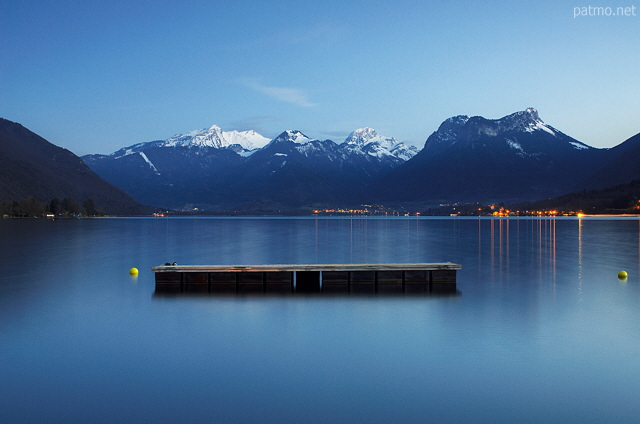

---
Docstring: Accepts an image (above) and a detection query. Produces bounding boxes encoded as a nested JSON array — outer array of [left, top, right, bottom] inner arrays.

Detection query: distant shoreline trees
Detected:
[[0, 197, 106, 218]]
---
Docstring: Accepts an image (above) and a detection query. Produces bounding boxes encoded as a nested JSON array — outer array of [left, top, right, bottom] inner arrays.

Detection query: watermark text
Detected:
[[574, 5, 637, 17]]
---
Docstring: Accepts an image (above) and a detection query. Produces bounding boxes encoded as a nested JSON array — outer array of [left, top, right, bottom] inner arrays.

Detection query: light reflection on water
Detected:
[[1, 217, 640, 423]]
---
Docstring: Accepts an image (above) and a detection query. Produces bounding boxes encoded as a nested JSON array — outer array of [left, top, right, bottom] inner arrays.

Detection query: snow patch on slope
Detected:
[[570, 141, 589, 150], [139, 152, 160, 174]]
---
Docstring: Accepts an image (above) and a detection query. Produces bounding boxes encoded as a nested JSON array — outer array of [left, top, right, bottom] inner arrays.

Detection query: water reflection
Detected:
[[578, 217, 584, 302], [146, 216, 622, 299], [3, 218, 640, 424], [475, 216, 640, 299], [479, 217, 560, 289]]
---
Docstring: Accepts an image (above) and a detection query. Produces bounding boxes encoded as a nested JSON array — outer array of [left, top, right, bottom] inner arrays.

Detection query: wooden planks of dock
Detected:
[[152, 263, 461, 295]]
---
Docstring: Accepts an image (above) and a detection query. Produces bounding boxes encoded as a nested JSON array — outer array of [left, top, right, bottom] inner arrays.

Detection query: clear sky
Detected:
[[1, 0, 639, 155]]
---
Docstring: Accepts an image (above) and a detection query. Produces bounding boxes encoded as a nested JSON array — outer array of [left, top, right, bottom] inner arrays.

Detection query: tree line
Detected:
[[0, 197, 106, 218], [513, 179, 640, 215]]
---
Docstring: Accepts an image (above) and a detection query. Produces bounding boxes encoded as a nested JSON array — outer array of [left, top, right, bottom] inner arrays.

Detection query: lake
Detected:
[[1, 217, 640, 423]]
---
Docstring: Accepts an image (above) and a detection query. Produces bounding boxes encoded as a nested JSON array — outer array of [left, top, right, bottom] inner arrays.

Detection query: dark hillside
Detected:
[[0, 118, 149, 215]]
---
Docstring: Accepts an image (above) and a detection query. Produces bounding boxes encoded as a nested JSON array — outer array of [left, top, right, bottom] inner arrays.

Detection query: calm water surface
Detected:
[[1, 217, 640, 423]]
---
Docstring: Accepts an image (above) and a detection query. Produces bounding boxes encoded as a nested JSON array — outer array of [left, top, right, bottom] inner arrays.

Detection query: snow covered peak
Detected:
[[502, 108, 557, 136], [164, 126, 225, 148], [223, 130, 271, 151], [271, 130, 313, 145], [445, 115, 471, 126], [342, 128, 418, 160], [433, 108, 556, 142], [345, 127, 381, 145], [525, 107, 539, 120], [107, 124, 270, 159], [345, 127, 399, 148], [163, 125, 270, 150], [426, 108, 594, 153]]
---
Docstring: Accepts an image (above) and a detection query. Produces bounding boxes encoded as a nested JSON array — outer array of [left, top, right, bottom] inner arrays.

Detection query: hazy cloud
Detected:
[[238, 78, 316, 108]]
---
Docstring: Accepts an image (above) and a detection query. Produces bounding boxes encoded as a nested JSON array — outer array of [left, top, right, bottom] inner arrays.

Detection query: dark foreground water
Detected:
[[1, 217, 640, 423]]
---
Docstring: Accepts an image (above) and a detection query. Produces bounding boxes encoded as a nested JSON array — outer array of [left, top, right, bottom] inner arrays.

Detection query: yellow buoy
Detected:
[[618, 270, 628, 280], [129, 267, 139, 276]]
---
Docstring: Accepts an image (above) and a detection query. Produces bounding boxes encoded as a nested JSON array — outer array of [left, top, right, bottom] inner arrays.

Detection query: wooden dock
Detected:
[[152, 263, 461, 295]]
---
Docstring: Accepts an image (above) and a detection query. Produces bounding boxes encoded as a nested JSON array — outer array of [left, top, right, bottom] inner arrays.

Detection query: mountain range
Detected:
[[81, 108, 640, 210], [83, 126, 419, 209], [2, 108, 639, 214]]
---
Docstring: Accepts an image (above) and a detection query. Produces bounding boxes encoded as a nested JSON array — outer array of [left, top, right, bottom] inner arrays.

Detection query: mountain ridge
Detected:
[[373, 108, 606, 205], [0, 118, 148, 215], [5, 108, 634, 212], [82, 125, 418, 209]]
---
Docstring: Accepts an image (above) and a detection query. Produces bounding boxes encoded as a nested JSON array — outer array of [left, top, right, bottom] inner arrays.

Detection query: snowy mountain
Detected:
[[107, 125, 270, 160], [267, 130, 314, 146], [82, 124, 263, 209], [343, 127, 419, 161], [376, 108, 604, 204], [265, 128, 418, 162], [426, 108, 591, 154], [213, 129, 419, 209], [163, 125, 270, 152], [82, 125, 415, 209], [80, 110, 635, 210]]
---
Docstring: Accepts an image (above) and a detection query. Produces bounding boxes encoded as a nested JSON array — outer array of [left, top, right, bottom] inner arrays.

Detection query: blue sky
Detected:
[[1, 0, 639, 155]]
